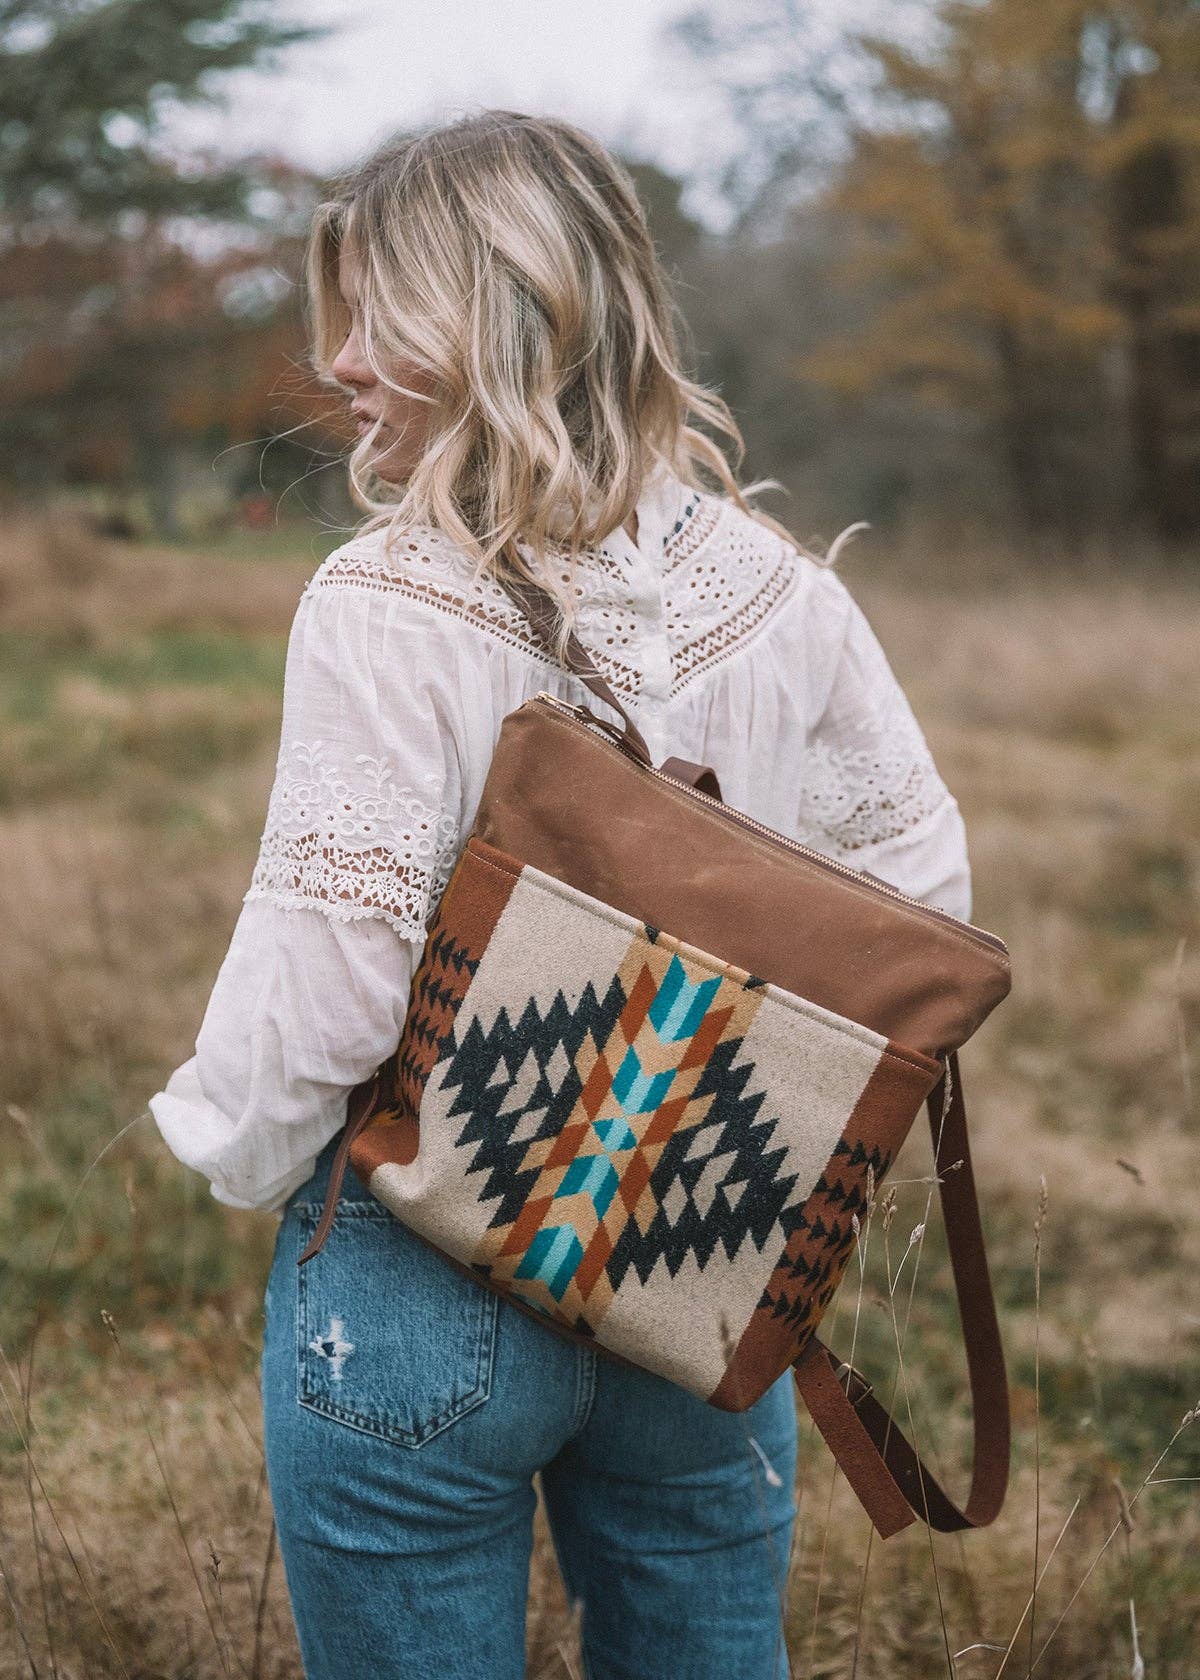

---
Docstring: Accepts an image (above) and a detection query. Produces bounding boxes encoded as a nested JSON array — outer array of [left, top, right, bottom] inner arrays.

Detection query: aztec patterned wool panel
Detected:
[[354, 838, 940, 1405]]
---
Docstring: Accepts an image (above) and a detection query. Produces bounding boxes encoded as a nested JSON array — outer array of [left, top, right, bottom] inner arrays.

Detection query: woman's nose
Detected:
[[331, 332, 373, 390]]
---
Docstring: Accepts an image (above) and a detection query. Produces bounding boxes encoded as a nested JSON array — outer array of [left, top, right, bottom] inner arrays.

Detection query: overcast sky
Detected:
[[165, 0, 742, 219]]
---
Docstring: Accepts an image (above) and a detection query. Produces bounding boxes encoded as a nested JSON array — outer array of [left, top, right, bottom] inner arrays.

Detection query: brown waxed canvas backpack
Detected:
[[301, 571, 1013, 1541]]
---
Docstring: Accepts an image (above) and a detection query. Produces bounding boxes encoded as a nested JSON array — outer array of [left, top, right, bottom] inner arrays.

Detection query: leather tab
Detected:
[[660, 756, 723, 801]]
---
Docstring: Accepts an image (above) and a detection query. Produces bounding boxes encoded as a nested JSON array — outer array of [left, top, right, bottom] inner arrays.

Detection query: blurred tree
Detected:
[[806, 1, 1127, 534], [0, 157, 342, 536], [817, 0, 1200, 537], [675, 0, 1200, 540], [670, 1, 1016, 525], [1098, 4, 1200, 538], [0, 0, 322, 228], [0, 0, 331, 535], [671, 0, 878, 237]]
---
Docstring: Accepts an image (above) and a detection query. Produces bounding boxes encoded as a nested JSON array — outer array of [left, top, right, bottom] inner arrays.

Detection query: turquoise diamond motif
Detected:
[[611, 1047, 674, 1114], [592, 1116, 636, 1149], [515, 1224, 585, 1301], [554, 1153, 619, 1216], [647, 955, 722, 1042]]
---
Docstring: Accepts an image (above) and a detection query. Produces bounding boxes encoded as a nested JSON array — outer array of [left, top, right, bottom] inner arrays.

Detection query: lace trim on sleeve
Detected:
[[794, 716, 953, 854], [242, 740, 459, 939]]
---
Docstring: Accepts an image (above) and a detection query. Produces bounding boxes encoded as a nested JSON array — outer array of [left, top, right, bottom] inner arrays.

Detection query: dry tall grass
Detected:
[[2, 512, 1197, 1677]]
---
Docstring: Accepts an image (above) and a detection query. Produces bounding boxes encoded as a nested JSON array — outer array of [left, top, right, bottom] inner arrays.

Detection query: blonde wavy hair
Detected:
[[306, 109, 821, 607]]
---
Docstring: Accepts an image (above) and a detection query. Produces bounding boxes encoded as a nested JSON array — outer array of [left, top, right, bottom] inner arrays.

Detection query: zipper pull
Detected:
[[532, 690, 589, 722], [531, 691, 650, 762]]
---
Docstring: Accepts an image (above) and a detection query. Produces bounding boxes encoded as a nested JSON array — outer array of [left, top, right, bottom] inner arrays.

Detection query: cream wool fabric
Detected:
[[150, 467, 973, 1211], [365, 860, 897, 1400]]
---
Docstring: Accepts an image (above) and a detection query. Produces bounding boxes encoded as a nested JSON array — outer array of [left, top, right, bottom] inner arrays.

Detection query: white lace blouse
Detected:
[[149, 468, 972, 1212]]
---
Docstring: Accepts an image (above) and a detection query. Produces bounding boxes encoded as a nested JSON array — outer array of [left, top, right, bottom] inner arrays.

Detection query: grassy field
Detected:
[[1, 509, 1197, 1678]]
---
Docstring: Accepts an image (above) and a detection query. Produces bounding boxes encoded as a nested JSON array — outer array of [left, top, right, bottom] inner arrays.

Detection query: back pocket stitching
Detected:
[[295, 1206, 498, 1447]]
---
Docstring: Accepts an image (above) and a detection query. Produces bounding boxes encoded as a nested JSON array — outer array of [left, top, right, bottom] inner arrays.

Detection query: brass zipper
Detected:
[[530, 691, 1010, 960]]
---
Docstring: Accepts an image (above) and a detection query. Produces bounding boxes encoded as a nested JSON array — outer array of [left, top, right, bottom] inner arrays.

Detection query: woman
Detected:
[[150, 110, 972, 1680]]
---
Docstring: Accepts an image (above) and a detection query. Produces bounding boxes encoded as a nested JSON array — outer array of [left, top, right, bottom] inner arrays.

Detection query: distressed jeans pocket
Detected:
[[294, 1200, 497, 1447]]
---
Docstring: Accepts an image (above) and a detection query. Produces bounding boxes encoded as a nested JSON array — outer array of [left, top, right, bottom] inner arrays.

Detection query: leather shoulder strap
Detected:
[[297, 1073, 381, 1266], [498, 570, 654, 766], [793, 1050, 1010, 1537]]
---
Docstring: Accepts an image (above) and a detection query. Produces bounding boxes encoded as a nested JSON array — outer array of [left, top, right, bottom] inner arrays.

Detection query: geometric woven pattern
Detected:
[[757, 1136, 894, 1339], [443, 936, 799, 1334], [396, 923, 480, 1119], [355, 836, 943, 1405]]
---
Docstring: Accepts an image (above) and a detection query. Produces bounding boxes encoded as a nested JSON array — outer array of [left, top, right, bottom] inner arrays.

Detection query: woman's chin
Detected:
[[355, 442, 405, 485]]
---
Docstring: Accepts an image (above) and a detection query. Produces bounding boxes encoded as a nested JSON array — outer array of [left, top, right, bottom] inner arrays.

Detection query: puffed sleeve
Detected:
[[148, 561, 471, 1211], [795, 567, 973, 923]]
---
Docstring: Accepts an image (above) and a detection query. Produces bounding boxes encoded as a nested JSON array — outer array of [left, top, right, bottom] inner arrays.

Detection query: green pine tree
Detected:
[[0, 0, 324, 227], [0, 0, 331, 534]]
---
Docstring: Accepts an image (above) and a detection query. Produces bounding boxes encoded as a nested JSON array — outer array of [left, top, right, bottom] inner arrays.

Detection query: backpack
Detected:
[[301, 573, 1012, 1539]]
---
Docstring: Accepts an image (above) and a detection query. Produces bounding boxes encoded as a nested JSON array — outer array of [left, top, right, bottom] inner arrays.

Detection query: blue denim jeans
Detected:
[[262, 1136, 798, 1680]]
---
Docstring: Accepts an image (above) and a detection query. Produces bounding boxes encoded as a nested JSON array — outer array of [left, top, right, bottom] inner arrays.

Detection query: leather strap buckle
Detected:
[[835, 1362, 874, 1406]]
